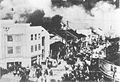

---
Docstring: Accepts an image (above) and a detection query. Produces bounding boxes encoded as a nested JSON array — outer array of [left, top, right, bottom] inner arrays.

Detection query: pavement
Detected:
[[0, 73, 20, 82], [0, 72, 62, 82]]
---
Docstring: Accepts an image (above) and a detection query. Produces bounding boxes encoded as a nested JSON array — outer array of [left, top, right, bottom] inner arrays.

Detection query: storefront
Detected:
[[7, 62, 21, 71], [31, 55, 41, 66], [31, 56, 37, 66]]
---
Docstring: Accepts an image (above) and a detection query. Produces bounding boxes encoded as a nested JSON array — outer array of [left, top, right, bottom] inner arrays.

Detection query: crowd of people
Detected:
[[14, 37, 108, 82], [62, 57, 104, 81], [10, 63, 54, 82], [1, 36, 112, 82], [0, 67, 9, 78], [59, 38, 108, 82]]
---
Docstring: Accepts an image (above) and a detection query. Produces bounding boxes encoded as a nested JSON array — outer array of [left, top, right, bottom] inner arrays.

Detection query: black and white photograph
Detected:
[[0, 0, 120, 82]]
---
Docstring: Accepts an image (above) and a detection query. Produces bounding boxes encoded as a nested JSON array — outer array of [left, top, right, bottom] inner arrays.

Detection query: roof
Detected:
[[66, 29, 86, 39], [56, 30, 77, 40], [53, 29, 86, 40], [106, 37, 119, 42], [77, 34, 86, 38], [67, 29, 78, 37]]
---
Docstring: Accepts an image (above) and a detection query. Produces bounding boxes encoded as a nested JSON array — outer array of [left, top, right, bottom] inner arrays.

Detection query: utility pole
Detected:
[[65, 21, 68, 55], [0, 67, 1, 79], [115, 0, 119, 8], [65, 21, 69, 44], [65, 21, 69, 59]]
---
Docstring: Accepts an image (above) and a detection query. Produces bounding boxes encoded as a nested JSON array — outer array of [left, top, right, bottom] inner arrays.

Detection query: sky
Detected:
[[0, 0, 120, 37]]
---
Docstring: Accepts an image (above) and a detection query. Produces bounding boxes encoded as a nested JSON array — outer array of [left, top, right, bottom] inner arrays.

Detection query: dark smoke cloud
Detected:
[[51, 0, 99, 10], [26, 10, 45, 26], [27, 9, 63, 32], [0, 0, 120, 37], [42, 15, 63, 32], [51, 0, 118, 10], [0, 0, 51, 20], [0, 0, 3, 3]]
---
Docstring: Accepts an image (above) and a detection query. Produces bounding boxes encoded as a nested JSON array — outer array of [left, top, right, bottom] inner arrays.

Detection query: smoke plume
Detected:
[[91, 1, 120, 37], [0, 0, 52, 21], [52, 1, 120, 37], [0, 0, 120, 37]]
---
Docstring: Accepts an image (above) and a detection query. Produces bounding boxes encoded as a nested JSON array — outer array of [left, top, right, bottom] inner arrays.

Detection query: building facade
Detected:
[[0, 20, 50, 69]]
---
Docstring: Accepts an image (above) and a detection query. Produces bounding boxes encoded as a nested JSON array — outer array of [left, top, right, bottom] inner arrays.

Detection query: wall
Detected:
[[0, 21, 50, 68]]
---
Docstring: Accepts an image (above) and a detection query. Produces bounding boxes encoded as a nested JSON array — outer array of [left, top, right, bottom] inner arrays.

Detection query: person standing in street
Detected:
[[113, 67, 117, 82]]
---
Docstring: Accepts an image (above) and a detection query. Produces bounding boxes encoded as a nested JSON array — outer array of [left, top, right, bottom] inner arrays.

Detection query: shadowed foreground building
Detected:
[[0, 20, 50, 69]]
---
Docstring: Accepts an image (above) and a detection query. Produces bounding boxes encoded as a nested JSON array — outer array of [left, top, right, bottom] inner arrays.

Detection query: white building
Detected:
[[0, 20, 50, 69]]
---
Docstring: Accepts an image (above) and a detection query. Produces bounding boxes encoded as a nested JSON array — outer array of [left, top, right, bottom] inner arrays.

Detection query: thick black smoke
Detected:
[[27, 9, 63, 32], [51, 0, 118, 10], [26, 10, 45, 26], [42, 15, 63, 32], [0, 0, 3, 3]]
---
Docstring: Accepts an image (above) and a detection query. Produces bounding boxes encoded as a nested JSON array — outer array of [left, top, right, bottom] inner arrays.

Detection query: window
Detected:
[[38, 44, 41, 50], [31, 34, 33, 40], [42, 49, 44, 59], [15, 35, 21, 42], [38, 33, 40, 39], [8, 47, 13, 54], [7, 35, 13, 41], [42, 36, 45, 46], [16, 46, 21, 54], [35, 45, 37, 51], [31, 45, 33, 52], [35, 34, 37, 40]]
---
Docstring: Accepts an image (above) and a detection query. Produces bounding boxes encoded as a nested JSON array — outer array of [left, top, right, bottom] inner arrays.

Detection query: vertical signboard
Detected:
[[99, 59, 120, 81]]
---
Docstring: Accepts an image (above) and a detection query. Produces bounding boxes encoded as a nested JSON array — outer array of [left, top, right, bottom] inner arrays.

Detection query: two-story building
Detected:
[[0, 20, 50, 69]]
